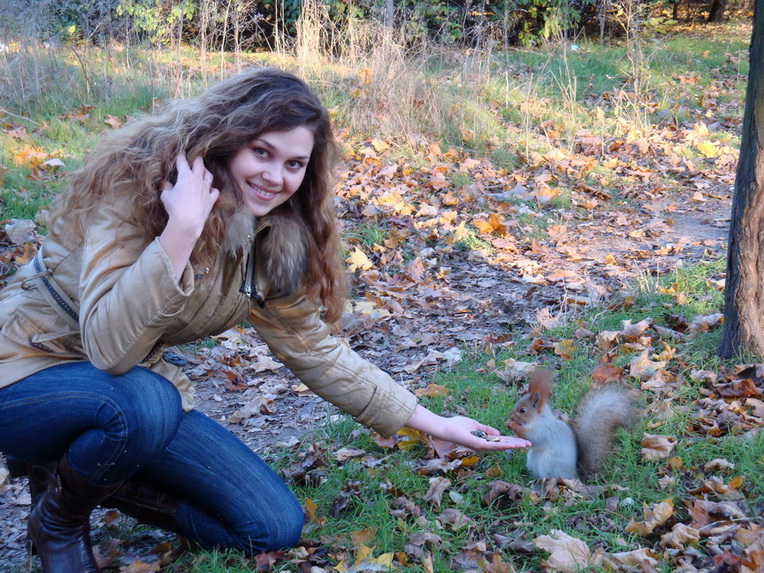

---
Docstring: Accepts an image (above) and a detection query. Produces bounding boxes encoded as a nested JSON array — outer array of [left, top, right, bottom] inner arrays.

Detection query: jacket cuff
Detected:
[[353, 377, 418, 438]]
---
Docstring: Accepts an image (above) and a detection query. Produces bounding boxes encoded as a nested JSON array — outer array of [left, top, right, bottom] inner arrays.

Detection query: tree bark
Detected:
[[708, 0, 728, 22], [720, 2, 764, 358]]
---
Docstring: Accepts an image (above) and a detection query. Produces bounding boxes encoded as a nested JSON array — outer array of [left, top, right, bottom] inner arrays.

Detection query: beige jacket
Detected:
[[0, 197, 417, 437]]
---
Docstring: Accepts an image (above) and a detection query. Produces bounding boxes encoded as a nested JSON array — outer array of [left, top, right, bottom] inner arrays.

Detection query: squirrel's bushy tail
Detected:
[[574, 387, 635, 477]]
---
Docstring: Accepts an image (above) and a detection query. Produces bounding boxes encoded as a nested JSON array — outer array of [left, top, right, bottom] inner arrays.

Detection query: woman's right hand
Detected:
[[158, 154, 220, 281], [160, 154, 220, 238]]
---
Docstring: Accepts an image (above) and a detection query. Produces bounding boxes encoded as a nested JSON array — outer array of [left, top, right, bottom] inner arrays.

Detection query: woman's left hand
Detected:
[[405, 405, 531, 452]]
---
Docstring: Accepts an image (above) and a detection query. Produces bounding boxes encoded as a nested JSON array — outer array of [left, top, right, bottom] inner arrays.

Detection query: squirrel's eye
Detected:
[[519, 407, 526, 414]]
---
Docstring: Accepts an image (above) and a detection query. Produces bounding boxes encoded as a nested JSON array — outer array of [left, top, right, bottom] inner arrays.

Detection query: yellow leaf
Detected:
[[728, 475, 744, 489], [371, 139, 389, 153], [346, 248, 372, 272], [354, 544, 374, 565], [604, 254, 618, 265], [358, 68, 372, 84], [696, 140, 720, 158], [14, 144, 48, 168], [554, 339, 576, 360], [396, 427, 423, 451], [533, 186, 560, 205], [303, 498, 318, 521], [373, 552, 394, 567], [473, 213, 507, 235], [458, 455, 480, 467], [452, 221, 470, 242]]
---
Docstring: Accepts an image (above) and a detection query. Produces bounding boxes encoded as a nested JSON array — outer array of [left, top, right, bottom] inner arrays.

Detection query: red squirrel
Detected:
[[505, 369, 635, 480]]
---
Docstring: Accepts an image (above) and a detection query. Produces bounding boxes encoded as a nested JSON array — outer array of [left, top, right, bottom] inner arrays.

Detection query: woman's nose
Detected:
[[262, 165, 283, 186]]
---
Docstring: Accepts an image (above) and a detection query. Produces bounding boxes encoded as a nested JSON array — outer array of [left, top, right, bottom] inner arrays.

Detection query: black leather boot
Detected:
[[104, 478, 181, 533], [27, 456, 120, 573], [6, 455, 57, 506], [6, 456, 182, 535]]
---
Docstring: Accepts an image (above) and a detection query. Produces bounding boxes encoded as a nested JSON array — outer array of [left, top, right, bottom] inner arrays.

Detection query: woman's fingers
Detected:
[[176, 153, 191, 173], [183, 154, 214, 187]]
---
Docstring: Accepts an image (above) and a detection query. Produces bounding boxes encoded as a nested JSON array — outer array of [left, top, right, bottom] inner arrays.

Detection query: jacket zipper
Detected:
[[240, 236, 265, 307]]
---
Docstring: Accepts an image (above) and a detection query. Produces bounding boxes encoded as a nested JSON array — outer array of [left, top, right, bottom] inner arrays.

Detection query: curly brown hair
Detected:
[[55, 67, 347, 322]]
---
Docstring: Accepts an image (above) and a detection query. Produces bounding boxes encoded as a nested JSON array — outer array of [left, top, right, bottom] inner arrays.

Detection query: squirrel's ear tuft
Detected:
[[528, 368, 553, 408]]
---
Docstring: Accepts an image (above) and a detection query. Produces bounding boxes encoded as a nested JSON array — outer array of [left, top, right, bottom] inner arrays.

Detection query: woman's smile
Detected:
[[228, 127, 314, 217]]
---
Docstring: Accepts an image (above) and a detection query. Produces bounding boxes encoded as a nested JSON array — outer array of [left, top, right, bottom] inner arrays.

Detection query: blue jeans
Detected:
[[0, 362, 303, 553]]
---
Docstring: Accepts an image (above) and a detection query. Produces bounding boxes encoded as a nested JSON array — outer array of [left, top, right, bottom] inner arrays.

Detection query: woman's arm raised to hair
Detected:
[[158, 154, 219, 280]]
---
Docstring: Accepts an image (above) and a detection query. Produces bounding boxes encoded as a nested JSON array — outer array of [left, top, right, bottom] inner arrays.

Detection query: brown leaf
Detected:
[[437, 508, 474, 530], [423, 477, 451, 508], [715, 378, 763, 399], [534, 530, 592, 572], [625, 500, 674, 536], [630, 350, 667, 381], [121, 560, 160, 573], [591, 355, 623, 384], [620, 318, 653, 341], [415, 384, 449, 397], [333, 447, 367, 462], [350, 528, 377, 546], [641, 433, 676, 461], [660, 523, 700, 548], [605, 548, 659, 570], [104, 115, 122, 129], [483, 480, 525, 509]]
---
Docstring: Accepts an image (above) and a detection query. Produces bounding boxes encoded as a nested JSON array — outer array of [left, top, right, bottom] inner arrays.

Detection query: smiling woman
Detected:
[[229, 127, 315, 217], [0, 67, 529, 573]]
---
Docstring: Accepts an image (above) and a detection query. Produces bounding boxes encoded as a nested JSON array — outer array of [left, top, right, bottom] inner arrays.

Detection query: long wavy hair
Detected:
[[55, 67, 346, 322]]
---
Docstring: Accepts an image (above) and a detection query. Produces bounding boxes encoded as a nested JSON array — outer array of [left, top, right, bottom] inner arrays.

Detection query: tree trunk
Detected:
[[708, 0, 728, 22], [719, 2, 764, 358], [385, 0, 394, 30]]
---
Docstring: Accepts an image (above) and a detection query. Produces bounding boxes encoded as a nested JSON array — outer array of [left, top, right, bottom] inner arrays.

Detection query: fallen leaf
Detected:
[[641, 433, 676, 461], [625, 500, 674, 536], [534, 530, 592, 572], [660, 523, 700, 548], [346, 248, 373, 272]]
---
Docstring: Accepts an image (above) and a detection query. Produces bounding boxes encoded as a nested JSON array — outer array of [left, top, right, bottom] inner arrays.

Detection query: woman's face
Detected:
[[228, 126, 315, 217]]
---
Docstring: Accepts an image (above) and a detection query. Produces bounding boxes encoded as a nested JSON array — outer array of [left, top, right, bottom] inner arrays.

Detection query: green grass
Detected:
[[201, 254, 760, 572]]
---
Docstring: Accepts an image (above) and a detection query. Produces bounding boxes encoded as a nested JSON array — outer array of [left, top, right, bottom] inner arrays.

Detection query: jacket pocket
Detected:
[[2, 301, 84, 358]]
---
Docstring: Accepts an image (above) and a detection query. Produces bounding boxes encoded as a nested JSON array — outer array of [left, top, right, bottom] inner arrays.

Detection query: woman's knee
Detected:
[[237, 496, 304, 553], [103, 367, 184, 449]]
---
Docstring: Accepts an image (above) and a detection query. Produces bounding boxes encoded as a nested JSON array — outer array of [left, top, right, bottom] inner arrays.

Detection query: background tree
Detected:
[[719, 0, 763, 358]]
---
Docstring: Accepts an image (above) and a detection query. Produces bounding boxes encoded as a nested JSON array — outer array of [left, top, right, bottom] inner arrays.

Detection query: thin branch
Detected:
[[0, 107, 41, 126]]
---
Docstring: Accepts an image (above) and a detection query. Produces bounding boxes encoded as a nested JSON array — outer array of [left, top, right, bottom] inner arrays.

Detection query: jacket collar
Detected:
[[228, 208, 308, 301]]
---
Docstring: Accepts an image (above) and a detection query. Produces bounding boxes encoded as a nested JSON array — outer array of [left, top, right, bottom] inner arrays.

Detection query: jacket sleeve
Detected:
[[78, 201, 194, 374], [249, 294, 418, 438]]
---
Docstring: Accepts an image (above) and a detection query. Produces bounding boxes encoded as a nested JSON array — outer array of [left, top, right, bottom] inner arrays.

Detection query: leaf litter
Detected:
[[1, 39, 761, 572]]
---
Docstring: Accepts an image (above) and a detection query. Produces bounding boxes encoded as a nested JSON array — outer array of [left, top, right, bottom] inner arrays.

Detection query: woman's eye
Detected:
[[287, 160, 304, 170], [252, 148, 268, 158]]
